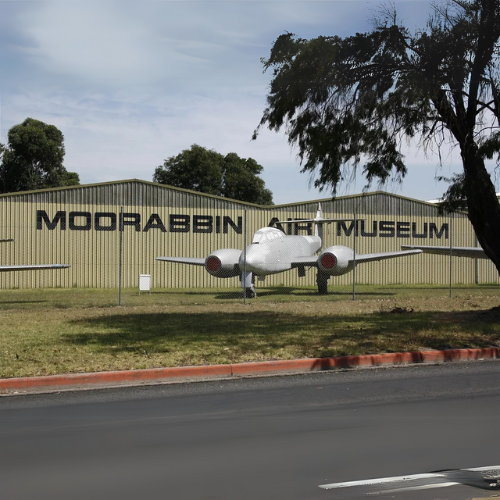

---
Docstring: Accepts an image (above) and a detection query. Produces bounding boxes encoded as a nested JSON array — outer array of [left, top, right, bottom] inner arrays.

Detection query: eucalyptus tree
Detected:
[[0, 118, 79, 193], [154, 144, 273, 204], [254, 0, 500, 274]]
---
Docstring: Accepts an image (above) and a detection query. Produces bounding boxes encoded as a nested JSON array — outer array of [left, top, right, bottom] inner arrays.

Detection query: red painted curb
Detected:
[[0, 365, 232, 391], [419, 347, 500, 363], [0, 347, 499, 393]]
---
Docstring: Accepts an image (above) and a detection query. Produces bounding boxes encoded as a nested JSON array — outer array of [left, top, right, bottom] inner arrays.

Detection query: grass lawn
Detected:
[[0, 284, 499, 378]]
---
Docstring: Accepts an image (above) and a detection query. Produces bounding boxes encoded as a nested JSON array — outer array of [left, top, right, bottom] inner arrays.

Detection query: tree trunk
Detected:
[[462, 147, 500, 276]]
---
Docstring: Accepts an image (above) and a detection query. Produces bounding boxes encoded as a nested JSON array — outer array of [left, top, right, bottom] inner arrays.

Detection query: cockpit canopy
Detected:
[[252, 227, 285, 244]]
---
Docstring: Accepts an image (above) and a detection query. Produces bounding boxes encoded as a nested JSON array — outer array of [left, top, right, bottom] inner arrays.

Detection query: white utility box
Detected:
[[139, 274, 151, 292]]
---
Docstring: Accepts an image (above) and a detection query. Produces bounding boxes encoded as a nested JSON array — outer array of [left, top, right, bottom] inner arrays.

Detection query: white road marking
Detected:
[[319, 466, 500, 491], [319, 473, 445, 490], [465, 466, 500, 472], [367, 482, 460, 495]]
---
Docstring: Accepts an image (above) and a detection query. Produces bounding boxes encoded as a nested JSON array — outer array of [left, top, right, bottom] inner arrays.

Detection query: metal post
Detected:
[[475, 234, 480, 285], [119, 206, 124, 306], [449, 212, 453, 298], [243, 208, 247, 305], [352, 212, 356, 301]]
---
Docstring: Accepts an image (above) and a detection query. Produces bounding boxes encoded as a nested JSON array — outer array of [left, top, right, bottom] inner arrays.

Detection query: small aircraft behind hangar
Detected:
[[0, 239, 70, 272], [156, 206, 423, 297]]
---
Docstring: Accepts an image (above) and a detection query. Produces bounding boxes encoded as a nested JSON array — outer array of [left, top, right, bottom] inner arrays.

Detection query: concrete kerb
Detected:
[[1, 347, 499, 395]]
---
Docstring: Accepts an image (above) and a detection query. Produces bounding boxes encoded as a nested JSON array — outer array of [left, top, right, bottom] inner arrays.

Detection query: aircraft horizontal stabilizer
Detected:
[[0, 264, 70, 272], [156, 256, 206, 266], [0, 239, 14, 243], [273, 217, 357, 225], [401, 245, 487, 259]]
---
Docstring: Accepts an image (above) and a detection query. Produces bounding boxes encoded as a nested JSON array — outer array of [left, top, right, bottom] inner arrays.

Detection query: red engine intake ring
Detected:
[[320, 252, 337, 270], [205, 256, 221, 272]]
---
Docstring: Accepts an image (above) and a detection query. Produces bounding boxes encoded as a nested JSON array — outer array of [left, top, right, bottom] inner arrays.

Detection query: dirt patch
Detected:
[[383, 306, 414, 314]]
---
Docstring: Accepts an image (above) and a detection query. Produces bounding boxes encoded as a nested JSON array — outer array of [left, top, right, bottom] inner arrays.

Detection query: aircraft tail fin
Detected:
[[315, 204, 322, 239], [274, 204, 356, 247]]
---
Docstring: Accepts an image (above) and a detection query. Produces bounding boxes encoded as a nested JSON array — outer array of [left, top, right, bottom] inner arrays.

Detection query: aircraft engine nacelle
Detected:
[[204, 249, 242, 278], [317, 245, 354, 276]]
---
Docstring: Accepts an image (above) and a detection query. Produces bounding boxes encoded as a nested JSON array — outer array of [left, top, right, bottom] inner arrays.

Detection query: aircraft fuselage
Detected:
[[240, 230, 321, 275]]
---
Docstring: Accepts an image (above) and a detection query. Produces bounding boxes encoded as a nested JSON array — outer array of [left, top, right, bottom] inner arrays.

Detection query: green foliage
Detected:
[[153, 144, 273, 204], [255, 0, 500, 273], [255, 1, 500, 194], [436, 173, 468, 213], [59, 170, 81, 187], [0, 118, 80, 193]]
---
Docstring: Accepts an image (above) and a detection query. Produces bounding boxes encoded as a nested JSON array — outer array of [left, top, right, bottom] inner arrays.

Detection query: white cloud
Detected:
[[13, 1, 381, 90], [19, 2, 182, 86], [0, 0, 473, 205]]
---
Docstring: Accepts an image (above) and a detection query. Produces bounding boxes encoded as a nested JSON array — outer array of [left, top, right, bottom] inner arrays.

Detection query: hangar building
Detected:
[[0, 179, 497, 289]]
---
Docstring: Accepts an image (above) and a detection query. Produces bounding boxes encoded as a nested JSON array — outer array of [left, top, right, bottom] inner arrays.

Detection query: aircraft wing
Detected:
[[0, 239, 14, 243], [401, 245, 488, 259], [291, 250, 423, 268], [156, 257, 206, 266], [0, 264, 70, 272], [352, 249, 423, 264], [290, 256, 321, 268]]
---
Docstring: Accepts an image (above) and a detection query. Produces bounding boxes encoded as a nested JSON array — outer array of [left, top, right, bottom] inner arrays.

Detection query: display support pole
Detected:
[[243, 208, 247, 305], [475, 234, 480, 285], [449, 212, 453, 299], [352, 212, 357, 301], [119, 205, 124, 306]]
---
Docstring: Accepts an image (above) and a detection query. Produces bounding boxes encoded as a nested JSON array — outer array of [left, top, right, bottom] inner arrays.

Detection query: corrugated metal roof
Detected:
[[0, 178, 454, 210]]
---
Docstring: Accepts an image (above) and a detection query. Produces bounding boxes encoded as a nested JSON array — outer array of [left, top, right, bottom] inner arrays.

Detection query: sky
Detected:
[[0, 0, 495, 205]]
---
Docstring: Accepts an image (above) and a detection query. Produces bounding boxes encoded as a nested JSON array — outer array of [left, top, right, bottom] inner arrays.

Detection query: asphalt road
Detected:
[[0, 361, 499, 500]]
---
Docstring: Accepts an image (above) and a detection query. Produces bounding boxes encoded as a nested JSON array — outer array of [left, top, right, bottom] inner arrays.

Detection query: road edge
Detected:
[[1, 347, 499, 395]]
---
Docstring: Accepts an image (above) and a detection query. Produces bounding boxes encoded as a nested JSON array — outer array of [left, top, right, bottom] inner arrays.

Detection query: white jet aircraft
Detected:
[[0, 239, 70, 272], [157, 206, 422, 297]]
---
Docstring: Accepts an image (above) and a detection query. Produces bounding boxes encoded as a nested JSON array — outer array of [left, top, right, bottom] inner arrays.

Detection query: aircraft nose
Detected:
[[239, 246, 264, 273]]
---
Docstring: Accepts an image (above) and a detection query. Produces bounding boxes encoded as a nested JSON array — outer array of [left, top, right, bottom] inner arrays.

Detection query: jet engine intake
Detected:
[[204, 249, 242, 278], [317, 245, 354, 276]]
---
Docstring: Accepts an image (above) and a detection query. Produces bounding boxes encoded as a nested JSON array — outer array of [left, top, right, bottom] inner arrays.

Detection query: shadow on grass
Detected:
[[64, 309, 500, 358], [142, 284, 500, 302], [0, 300, 48, 306], [150, 287, 396, 300], [253, 288, 396, 298]]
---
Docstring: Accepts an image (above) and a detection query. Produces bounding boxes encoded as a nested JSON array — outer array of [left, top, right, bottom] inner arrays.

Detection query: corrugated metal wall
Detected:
[[0, 180, 498, 289]]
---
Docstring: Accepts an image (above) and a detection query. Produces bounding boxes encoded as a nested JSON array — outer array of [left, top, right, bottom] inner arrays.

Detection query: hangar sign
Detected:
[[36, 210, 449, 239], [36, 211, 243, 234], [336, 220, 448, 239], [269, 218, 449, 239]]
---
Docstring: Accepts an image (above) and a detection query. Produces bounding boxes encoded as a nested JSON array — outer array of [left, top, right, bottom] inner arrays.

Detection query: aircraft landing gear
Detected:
[[241, 270, 256, 298], [316, 271, 329, 295]]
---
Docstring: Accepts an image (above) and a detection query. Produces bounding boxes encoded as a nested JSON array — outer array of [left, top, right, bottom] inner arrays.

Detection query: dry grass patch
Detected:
[[0, 286, 499, 378]]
